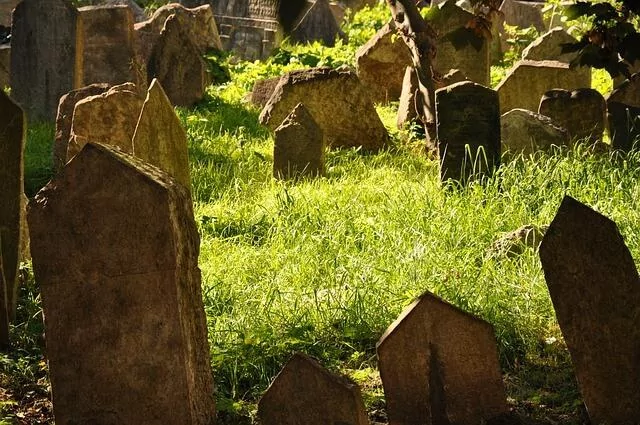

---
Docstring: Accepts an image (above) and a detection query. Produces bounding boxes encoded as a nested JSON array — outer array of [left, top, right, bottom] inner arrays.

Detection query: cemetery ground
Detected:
[[1, 3, 638, 424]]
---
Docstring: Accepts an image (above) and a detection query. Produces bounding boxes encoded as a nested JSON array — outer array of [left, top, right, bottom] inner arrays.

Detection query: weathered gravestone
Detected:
[[28, 142, 215, 424], [0, 0, 19, 26], [397, 66, 419, 129], [522, 27, 581, 63], [539, 196, 640, 425], [249, 76, 281, 108], [19, 193, 29, 263], [0, 44, 9, 89], [539, 89, 606, 144], [501, 108, 569, 155], [355, 20, 412, 104], [291, 0, 343, 47], [498, 0, 545, 32], [0, 90, 25, 349], [258, 352, 368, 425], [606, 73, 640, 150], [496, 59, 591, 114], [100, 0, 147, 22], [260, 67, 389, 151], [377, 291, 508, 425], [436, 81, 500, 182], [273, 103, 325, 180], [11, 0, 82, 122]]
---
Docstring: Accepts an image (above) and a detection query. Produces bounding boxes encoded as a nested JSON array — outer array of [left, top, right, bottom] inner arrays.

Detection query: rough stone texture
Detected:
[[539, 196, 640, 425], [273, 103, 325, 180], [435, 68, 468, 90], [0, 44, 9, 89], [10, 0, 82, 122], [355, 20, 412, 104], [132, 79, 191, 189], [491, 224, 547, 257], [53, 83, 111, 173], [607, 72, 640, 108], [67, 83, 143, 161], [19, 193, 29, 263], [397, 66, 419, 129], [249, 76, 281, 109], [607, 102, 640, 152], [377, 291, 508, 425], [522, 27, 581, 63], [291, 0, 343, 47], [0, 0, 19, 26], [0, 89, 25, 348], [538, 88, 606, 144], [435, 81, 500, 182], [28, 142, 215, 425], [258, 352, 368, 425], [78, 5, 141, 87], [501, 108, 569, 155], [100, 0, 147, 22], [495, 59, 591, 114], [260, 67, 389, 151], [613, 61, 640, 89], [499, 0, 545, 32]]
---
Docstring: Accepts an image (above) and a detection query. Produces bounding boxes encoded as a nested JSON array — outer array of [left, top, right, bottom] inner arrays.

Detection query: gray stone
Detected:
[[499, 0, 545, 32], [249, 76, 281, 109], [522, 27, 581, 63], [539, 88, 606, 144], [501, 108, 569, 155], [397, 66, 420, 129], [291, 0, 343, 47]]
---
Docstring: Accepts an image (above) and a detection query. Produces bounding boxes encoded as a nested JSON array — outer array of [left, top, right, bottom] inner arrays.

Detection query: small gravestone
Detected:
[[273, 103, 325, 180], [28, 142, 215, 424], [11, 0, 83, 122], [377, 291, 508, 425], [132, 79, 191, 189], [258, 352, 368, 425], [0, 90, 25, 349], [436, 81, 500, 182], [397, 66, 420, 129], [539, 88, 606, 144], [249, 76, 281, 109], [539, 196, 640, 425], [291, 0, 343, 47], [499, 0, 545, 32], [501, 108, 569, 155], [260, 67, 389, 151], [496, 59, 591, 114], [522, 27, 580, 63], [355, 20, 412, 104]]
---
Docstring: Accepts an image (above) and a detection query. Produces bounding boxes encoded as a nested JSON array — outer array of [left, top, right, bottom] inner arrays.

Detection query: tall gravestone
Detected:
[[377, 291, 508, 425], [10, 0, 82, 122], [436, 81, 500, 182], [539, 196, 640, 425], [28, 142, 215, 424], [0, 90, 25, 349]]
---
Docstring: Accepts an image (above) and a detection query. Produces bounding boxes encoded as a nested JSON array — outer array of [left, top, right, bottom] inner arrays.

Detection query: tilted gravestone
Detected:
[[436, 81, 500, 182], [258, 352, 368, 425], [260, 67, 389, 151], [606, 73, 640, 151], [0, 90, 25, 349], [28, 142, 215, 424], [522, 27, 581, 64], [538, 88, 606, 144], [10, 0, 83, 122], [249, 76, 281, 109], [291, 0, 343, 47], [501, 108, 569, 155], [377, 291, 508, 425], [273, 103, 325, 180], [539, 196, 640, 425]]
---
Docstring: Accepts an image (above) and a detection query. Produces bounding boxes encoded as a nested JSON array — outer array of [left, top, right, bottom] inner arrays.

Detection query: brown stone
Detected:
[[0, 45, 9, 89], [100, 0, 147, 22], [607, 72, 640, 108], [397, 66, 419, 129], [355, 20, 412, 104], [377, 291, 508, 425], [501, 108, 569, 155], [291, 0, 343, 47], [19, 193, 29, 263], [0, 89, 25, 349], [249, 76, 281, 109], [539, 196, 640, 425], [29, 142, 214, 424], [259, 67, 389, 151], [258, 352, 368, 425], [522, 27, 581, 63], [0, 0, 20, 26], [435, 68, 468, 89], [132, 79, 191, 189]]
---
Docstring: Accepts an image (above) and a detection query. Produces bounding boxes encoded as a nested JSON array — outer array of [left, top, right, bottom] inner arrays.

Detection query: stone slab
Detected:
[[291, 0, 343, 47], [501, 108, 569, 155], [522, 27, 580, 63]]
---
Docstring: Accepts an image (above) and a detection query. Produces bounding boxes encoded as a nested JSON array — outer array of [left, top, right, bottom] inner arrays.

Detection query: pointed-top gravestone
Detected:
[[539, 196, 640, 425], [258, 352, 368, 425], [28, 142, 215, 424], [10, 0, 82, 122], [377, 291, 508, 425], [0, 90, 25, 349], [522, 27, 581, 64], [291, 0, 343, 47]]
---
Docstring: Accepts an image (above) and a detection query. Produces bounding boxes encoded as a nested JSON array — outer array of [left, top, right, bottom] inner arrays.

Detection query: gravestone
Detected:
[[0, 0, 19, 26], [435, 81, 500, 182], [28, 142, 215, 424], [10, 0, 82, 122], [249, 76, 281, 108], [355, 20, 412, 104], [539, 88, 606, 144], [0, 90, 25, 349], [273, 103, 325, 180], [132, 79, 191, 189], [258, 352, 368, 425], [607, 72, 640, 107], [606, 73, 640, 150], [522, 27, 581, 63], [101, 0, 147, 22], [539, 196, 640, 425], [499, 0, 545, 32], [260, 67, 389, 151], [0, 44, 9, 89], [19, 193, 29, 263], [397, 66, 420, 129], [496, 59, 591, 113], [377, 291, 508, 425], [501, 108, 569, 155], [291, 0, 343, 47]]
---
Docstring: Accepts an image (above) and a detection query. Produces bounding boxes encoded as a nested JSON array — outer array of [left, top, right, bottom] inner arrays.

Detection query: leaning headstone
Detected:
[[606, 73, 640, 150], [435, 81, 500, 182], [0, 90, 25, 349], [538, 88, 606, 144], [377, 291, 508, 425], [355, 20, 412, 104], [539, 196, 640, 425], [291, 0, 343, 47], [522, 27, 581, 63], [28, 142, 215, 424], [258, 352, 368, 425], [397, 66, 420, 129], [249, 76, 281, 109], [495, 59, 591, 114], [501, 108, 569, 155], [499, 0, 545, 32], [273, 103, 325, 180]]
